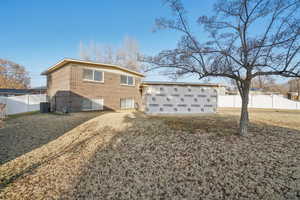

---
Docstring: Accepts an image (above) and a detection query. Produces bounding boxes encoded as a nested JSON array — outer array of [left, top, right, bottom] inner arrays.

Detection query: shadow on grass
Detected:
[[1, 111, 299, 199], [0, 111, 102, 165], [0, 112, 108, 191]]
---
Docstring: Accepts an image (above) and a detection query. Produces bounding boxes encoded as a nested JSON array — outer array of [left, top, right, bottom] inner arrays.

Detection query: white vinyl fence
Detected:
[[0, 94, 47, 115], [218, 95, 300, 110]]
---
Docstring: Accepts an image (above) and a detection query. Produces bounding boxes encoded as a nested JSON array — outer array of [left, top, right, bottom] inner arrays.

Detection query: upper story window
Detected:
[[120, 75, 134, 86], [83, 68, 104, 82]]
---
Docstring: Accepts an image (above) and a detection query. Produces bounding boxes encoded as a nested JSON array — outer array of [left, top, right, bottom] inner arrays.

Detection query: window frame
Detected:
[[120, 75, 135, 86], [120, 98, 135, 109], [81, 98, 93, 111], [83, 68, 104, 83], [81, 98, 104, 111]]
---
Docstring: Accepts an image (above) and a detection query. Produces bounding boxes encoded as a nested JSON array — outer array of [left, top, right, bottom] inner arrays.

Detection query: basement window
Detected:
[[81, 98, 103, 111], [120, 75, 135, 86], [82, 99, 92, 110], [120, 98, 134, 109], [83, 68, 104, 82]]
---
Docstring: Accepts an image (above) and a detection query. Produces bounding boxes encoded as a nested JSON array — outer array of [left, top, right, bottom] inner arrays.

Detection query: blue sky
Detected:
[[1, 0, 217, 87]]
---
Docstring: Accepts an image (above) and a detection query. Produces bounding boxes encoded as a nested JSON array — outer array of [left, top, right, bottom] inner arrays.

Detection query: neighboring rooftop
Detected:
[[141, 81, 225, 87], [41, 58, 145, 77], [0, 88, 46, 96]]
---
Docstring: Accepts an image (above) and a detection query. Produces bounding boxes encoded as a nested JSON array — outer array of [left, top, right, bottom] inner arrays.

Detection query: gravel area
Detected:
[[0, 109, 300, 199]]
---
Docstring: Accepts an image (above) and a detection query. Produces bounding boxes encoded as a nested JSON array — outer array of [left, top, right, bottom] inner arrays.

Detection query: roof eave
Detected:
[[141, 81, 225, 87], [41, 58, 145, 77]]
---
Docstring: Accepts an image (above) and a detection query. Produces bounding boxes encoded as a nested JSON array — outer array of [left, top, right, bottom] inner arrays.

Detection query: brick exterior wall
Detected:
[[47, 63, 142, 112], [46, 65, 71, 111]]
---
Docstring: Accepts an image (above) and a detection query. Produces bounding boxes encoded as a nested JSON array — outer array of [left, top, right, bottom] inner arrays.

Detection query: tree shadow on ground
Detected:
[[1, 111, 299, 199], [68, 112, 300, 199], [0, 113, 109, 192], [0, 111, 102, 164]]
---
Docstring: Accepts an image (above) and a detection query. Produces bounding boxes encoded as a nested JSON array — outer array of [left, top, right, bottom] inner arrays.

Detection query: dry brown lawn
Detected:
[[0, 109, 299, 200], [0, 112, 101, 164]]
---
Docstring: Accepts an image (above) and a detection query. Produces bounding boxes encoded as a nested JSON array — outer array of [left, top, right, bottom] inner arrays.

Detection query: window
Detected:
[[120, 75, 134, 86], [121, 75, 127, 84], [120, 98, 134, 109], [94, 71, 103, 81], [82, 99, 92, 110], [81, 98, 103, 110], [128, 76, 134, 85], [83, 68, 103, 82]]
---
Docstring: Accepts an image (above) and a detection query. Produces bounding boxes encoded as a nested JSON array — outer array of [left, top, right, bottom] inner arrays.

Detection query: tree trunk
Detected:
[[238, 81, 250, 136], [297, 79, 300, 101], [239, 95, 249, 136]]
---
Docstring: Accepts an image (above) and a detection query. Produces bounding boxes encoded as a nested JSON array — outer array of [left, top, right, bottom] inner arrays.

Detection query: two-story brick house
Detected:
[[42, 58, 144, 112]]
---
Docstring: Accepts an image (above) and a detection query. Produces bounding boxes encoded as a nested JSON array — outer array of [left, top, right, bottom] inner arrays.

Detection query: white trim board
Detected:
[[76, 64, 142, 78]]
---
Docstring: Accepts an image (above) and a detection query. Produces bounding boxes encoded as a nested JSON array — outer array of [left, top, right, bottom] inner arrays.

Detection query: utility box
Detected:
[[40, 102, 50, 113]]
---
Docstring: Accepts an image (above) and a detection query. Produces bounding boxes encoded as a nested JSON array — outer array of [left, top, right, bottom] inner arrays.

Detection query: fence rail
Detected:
[[0, 94, 47, 115], [218, 95, 300, 110]]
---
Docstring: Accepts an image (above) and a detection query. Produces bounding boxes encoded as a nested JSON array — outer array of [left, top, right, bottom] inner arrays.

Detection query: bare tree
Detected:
[[79, 41, 91, 61], [251, 76, 274, 89], [0, 59, 30, 89], [143, 0, 300, 135], [116, 36, 141, 72], [79, 36, 143, 72], [288, 78, 300, 99]]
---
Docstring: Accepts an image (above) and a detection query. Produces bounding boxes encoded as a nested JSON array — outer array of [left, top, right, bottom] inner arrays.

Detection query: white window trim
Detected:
[[120, 98, 135, 109], [83, 68, 104, 83], [82, 108, 96, 111], [120, 75, 135, 86]]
